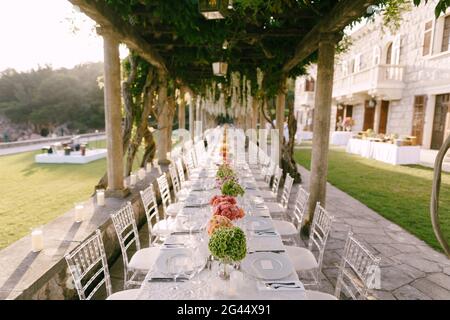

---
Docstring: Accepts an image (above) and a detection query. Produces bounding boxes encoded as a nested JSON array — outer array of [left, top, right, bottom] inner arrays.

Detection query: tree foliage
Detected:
[[0, 63, 105, 133]]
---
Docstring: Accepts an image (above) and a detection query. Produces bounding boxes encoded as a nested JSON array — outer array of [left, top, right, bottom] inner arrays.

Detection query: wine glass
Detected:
[[166, 255, 188, 291]]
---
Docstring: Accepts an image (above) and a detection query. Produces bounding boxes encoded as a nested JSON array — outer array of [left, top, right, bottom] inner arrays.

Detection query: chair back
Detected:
[[168, 163, 181, 196], [65, 230, 112, 300], [335, 232, 381, 300], [291, 187, 309, 227], [271, 166, 283, 195], [176, 158, 186, 184], [280, 174, 294, 208], [183, 152, 195, 178], [157, 173, 172, 217], [111, 202, 141, 271], [140, 185, 160, 245], [308, 202, 334, 273]]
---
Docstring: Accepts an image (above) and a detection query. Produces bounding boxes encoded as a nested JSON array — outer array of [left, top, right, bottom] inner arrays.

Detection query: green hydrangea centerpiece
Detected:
[[208, 226, 247, 263]]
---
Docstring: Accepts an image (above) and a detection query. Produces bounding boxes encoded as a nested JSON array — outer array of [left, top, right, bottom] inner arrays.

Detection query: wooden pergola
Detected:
[[69, 0, 378, 223]]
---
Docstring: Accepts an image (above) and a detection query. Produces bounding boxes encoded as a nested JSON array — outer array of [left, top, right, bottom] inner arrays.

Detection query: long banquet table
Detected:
[[346, 138, 420, 165], [136, 130, 306, 300]]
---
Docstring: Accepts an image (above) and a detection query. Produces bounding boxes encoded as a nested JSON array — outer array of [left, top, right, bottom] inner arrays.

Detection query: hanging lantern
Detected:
[[212, 62, 228, 77], [199, 0, 229, 20]]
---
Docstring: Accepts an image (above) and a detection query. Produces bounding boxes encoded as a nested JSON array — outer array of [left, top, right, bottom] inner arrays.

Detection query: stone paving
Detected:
[[295, 165, 450, 300], [109, 164, 450, 300]]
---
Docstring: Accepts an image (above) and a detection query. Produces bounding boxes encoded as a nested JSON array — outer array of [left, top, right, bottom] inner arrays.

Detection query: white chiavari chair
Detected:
[[111, 202, 160, 289], [176, 157, 193, 189], [266, 173, 294, 218], [65, 230, 140, 300], [271, 185, 308, 245], [257, 166, 282, 200], [140, 185, 173, 245], [157, 173, 183, 217], [306, 231, 381, 300], [168, 162, 189, 201], [285, 202, 334, 287]]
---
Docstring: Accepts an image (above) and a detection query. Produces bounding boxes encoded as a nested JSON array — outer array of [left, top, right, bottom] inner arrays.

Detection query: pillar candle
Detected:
[[130, 173, 137, 186], [97, 190, 105, 206], [31, 228, 44, 252], [75, 204, 84, 222], [146, 162, 152, 172], [138, 168, 146, 180]]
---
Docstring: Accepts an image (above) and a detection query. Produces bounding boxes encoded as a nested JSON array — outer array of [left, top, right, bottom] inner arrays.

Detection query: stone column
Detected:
[[157, 73, 170, 165], [306, 33, 337, 225], [178, 88, 186, 130], [189, 96, 195, 140], [276, 84, 286, 163], [252, 98, 259, 129], [101, 31, 128, 198]]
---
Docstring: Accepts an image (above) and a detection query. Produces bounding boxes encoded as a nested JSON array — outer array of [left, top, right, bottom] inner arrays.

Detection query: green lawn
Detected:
[[294, 145, 450, 252], [0, 144, 109, 249]]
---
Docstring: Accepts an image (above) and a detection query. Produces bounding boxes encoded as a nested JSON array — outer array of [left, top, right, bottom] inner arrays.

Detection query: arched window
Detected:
[[373, 46, 381, 65], [305, 78, 315, 92], [386, 42, 393, 64]]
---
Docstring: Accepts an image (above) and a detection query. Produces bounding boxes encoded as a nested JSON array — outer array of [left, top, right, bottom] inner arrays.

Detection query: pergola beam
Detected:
[[282, 0, 378, 73], [69, 0, 168, 74]]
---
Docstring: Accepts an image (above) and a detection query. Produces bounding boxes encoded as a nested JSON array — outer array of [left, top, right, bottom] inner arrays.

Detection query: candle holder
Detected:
[[31, 226, 44, 252], [96, 189, 105, 207], [138, 168, 146, 180], [74, 203, 85, 222], [130, 173, 137, 186]]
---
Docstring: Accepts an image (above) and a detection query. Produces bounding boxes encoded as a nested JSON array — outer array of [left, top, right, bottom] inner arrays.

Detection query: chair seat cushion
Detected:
[[167, 202, 184, 216], [285, 245, 319, 271], [107, 289, 140, 300], [129, 247, 161, 271], [265, 202, 286, 214], [272, 220, 297, 236], [305, 290, 338, 300]]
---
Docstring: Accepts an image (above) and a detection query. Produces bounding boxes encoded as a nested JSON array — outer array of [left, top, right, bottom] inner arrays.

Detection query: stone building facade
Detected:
[[295, 0, 450, 150]]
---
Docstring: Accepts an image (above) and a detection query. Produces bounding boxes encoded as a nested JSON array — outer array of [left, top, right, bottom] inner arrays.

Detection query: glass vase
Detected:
[[218, 261, 232, 280]]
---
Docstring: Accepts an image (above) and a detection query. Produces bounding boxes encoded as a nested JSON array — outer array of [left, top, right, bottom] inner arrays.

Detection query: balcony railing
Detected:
[[333, 64, 405, 100], [295, 91, 315, 107]]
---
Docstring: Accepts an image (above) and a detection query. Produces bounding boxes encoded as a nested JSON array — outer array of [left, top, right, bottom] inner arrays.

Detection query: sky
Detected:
[[0, 0, 128, 72]]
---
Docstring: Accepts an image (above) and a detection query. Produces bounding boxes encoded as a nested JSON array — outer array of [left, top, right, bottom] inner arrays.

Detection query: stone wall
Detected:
[[0, 166, 170, 300]]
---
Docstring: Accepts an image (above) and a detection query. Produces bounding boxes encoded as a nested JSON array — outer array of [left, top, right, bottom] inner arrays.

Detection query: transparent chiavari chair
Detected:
[[257, 166, 282, 201], [271, 182, 307, 245], [267, 173, 294, 218], [65, 230, 140, 300], [157, 173, 183, 217], [176, 157, 192, 189], [111, 202, 160, 289], [140, 185, 172, 245], [285, 202, 334, 287], [306, 231, 381, 300], [169, 162, 189, 201]]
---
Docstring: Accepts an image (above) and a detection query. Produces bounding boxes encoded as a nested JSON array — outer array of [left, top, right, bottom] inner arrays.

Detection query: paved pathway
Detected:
[[296, 165, 450, 300], [109, 164, 450, 300]]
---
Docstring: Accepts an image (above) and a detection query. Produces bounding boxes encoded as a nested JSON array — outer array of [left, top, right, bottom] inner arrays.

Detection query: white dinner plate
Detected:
[[155, 248, 194, 274], [245, 216, 273, 231], [241, 252, 293, 280]]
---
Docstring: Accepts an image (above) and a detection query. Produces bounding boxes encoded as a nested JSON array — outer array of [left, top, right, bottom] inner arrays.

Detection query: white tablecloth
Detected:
[[295, 131, 313, 142], [331, 131, 354, 146], [346, 139, 420, 165], [136, 134, 306, 300]]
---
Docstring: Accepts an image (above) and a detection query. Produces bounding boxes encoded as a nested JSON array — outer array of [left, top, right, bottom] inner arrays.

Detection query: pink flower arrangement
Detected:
[[213, 202, 245, 221], [210, 195, 237, 207]]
